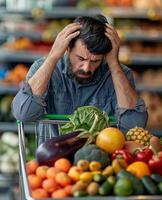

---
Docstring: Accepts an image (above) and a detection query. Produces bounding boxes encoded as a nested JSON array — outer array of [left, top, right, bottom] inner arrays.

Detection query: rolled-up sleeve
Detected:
[[12, 58, 46, 122], [115, 98, 148, 133], [12, 81, 46, 122]]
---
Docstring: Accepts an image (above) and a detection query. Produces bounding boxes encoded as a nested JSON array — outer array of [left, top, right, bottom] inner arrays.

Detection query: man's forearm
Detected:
[[28, 55, 58, 96], [110, 63, 138, 108]]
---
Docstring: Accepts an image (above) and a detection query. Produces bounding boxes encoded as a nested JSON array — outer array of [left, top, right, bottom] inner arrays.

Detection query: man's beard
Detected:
[[67, 58, 97, 85]]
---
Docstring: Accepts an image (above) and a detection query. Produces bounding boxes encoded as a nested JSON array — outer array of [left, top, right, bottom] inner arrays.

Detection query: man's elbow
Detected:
[[12, 99, 44, 122]]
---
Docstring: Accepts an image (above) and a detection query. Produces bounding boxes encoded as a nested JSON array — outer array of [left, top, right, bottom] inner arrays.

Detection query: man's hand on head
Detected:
[[48, 23, 81, 61], [105, 24, 120, 68]]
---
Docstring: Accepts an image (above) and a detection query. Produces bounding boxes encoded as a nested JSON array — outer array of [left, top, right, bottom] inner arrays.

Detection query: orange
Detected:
[[64, 185, 73, 196], [36, 165, 49, 179], [28, 174, 42, 190], [51, 189, 68, 198], [46, 167, 62, 179], [55, 172, 72, 187], [96, 127, 125, 154], [54, 158, 71, 172], [42, 178, 59, 193], [31, 188, 49, 198], [26, 160, 39, 175], [127, 161, 151, 178]]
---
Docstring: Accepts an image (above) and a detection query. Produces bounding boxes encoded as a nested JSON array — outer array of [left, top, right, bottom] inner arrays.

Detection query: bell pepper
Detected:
[[112, 149, 134, 164], [148, 151, 162, 175], [134, 148, 153, 163]]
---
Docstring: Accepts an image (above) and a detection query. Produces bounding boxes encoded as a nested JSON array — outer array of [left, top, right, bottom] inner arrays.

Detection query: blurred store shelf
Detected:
[[136, 85, 162, 93], [0, 7, 101, 19], [0, 31, 42, 42], [0, 49, 45, 62], [0, 122, 35, 133], [103, 7, 162, 19], [123, 32, 162, 42], [121, 53, 162, 66], [0, 84, 19, 94]]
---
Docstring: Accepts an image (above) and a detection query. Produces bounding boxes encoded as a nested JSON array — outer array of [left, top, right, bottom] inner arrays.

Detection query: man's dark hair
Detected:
[[69, 15, 112, 55]]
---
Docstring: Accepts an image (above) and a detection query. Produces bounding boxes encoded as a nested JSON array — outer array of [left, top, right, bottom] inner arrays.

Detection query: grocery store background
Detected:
[[0, 0, 162, 199]]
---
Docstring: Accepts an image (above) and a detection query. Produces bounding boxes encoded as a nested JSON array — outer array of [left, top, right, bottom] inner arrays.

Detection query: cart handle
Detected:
[[41, 114, 116, 124], [17, 114, 116, 124]]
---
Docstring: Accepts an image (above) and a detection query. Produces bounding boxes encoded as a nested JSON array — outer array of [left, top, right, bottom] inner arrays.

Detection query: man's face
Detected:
[[68, 39, 104, 84]]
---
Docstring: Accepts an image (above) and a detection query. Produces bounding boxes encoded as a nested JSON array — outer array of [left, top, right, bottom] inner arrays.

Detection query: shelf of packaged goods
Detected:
[[121, 32, 162, 42], [0, 7, 101, 19], [103, 7, 162, 20], [0, 84, 19, 95], [136, 85, 162, 93], [0, 122, 35, 133], [120, 53, 162, 66], [0, 31, 42, 42], [0, 49, 45, 62]]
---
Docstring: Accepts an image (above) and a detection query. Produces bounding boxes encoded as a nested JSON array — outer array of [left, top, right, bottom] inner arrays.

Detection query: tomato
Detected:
[[96, 127, 125, 154]]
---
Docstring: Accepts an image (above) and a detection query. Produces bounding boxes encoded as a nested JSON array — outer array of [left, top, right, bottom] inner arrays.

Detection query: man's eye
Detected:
[[78, 57, 84, 61]]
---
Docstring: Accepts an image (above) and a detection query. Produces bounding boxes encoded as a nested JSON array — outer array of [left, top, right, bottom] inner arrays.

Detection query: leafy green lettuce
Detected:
[[59, 106, 110, 135]]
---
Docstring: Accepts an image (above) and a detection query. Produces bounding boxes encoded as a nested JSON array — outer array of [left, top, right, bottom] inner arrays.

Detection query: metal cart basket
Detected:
[[18, 114, 162, 200]]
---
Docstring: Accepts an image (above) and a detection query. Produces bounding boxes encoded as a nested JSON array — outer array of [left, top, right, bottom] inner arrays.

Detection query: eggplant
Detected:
[[36, 131, 87, 166]]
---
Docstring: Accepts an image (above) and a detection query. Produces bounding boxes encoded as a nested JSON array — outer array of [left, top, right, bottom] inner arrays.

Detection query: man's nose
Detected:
[[82, 62, 91, 72]]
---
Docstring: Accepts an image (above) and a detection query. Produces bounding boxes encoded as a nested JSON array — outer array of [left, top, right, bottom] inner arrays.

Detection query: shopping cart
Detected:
[[18, 114, 162, 200]]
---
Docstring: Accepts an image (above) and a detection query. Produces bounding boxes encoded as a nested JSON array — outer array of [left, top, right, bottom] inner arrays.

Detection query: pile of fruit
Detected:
[[3, 64, 28, 86], [26, 126, 162, 199]]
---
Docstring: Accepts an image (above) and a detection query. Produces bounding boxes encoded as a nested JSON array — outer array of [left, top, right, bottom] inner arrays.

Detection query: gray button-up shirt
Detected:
[[12, 54, 148, 144]]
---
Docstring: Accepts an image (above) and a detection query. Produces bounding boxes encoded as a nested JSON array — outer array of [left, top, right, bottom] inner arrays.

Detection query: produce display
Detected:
[[0, 132, 19, 173], [0, 95, 15, 122], [25, 106, 162, 199], [0, 132, 35, 174], [2, 64, 28, 86]]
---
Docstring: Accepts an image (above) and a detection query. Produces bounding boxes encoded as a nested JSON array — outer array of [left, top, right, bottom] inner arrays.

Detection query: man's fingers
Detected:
[[61, 23, 81, 35], [105, 24, 120, 40], [66, 31, 80, 41], [105, 32, 118, 47], [64, 22, 80, 30], [105, 30, 120, 46], [64, 24, 81, 38]]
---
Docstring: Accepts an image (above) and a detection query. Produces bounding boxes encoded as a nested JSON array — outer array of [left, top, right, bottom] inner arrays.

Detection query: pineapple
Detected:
[[126, 127, 152, 146]]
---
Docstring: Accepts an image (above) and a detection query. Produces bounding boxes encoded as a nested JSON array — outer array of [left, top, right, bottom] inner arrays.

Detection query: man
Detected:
[[12, 15, 148, 139]]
